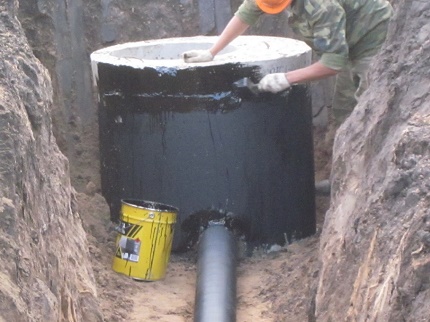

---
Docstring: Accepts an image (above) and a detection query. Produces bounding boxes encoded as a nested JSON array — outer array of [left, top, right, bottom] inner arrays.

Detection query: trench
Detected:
[[91, 36, 317, 321]]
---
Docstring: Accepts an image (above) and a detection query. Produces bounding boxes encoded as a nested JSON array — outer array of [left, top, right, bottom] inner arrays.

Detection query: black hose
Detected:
[[194, 224, 237, 322]]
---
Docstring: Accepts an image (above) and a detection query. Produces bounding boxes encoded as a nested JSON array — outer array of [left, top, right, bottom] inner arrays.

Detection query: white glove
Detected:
[[182, 49, 214, 63], [258, 73, 291, 93]]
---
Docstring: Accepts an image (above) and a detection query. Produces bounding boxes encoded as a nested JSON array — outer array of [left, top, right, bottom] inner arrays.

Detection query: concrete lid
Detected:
[[90, 35, 311, 69]]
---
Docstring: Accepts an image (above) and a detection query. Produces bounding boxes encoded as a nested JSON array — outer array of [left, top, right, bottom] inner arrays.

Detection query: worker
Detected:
[[183, 0, 393, 125], [183, 0, 393, 195]]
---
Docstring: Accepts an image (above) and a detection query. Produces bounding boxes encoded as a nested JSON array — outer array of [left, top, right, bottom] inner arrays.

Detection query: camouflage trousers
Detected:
[[331, 55, 374, 125], [331, 19, 390, 125]]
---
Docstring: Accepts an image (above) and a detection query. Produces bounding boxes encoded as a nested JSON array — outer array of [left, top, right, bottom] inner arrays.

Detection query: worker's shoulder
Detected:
[[293, 0, 391, 16], [292, 0, 339, 16], [291, 0, 345, 22]]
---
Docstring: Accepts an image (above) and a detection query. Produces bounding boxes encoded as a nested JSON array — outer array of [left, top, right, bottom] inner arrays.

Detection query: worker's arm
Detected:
[[258, 61, 339, 93], [209, 16, 250, 56], [182, 16, 250, 63], [286, 61, 339, 84]]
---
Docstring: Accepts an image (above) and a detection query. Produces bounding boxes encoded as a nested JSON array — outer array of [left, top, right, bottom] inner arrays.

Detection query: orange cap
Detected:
[[256, 0, 292, 14]]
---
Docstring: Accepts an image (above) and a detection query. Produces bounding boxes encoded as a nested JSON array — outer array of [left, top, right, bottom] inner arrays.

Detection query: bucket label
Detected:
[[117, 236, 141, 262]]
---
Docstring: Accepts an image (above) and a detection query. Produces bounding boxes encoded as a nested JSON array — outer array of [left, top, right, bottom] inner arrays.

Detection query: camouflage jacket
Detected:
[[235, 0, 393, 70]]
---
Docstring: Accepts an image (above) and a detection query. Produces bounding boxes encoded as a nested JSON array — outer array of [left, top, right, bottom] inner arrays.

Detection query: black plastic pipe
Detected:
[[194, 224, 237, 322]]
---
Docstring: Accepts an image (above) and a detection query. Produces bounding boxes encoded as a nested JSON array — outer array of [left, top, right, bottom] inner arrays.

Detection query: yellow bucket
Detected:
[[112, 199, 178, 281]]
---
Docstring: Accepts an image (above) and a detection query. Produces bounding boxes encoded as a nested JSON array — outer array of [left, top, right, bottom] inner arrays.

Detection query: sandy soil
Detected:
[[80, 212, 321, 322], [77, 124, 332, 322]]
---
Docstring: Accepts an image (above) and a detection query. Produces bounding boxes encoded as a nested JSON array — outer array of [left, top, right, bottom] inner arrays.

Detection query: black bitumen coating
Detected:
[[97, 62, 316, 250]]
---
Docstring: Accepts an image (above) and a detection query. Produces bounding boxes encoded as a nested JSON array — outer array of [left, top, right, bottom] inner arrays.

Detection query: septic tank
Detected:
[[90, 36, 315, 250]]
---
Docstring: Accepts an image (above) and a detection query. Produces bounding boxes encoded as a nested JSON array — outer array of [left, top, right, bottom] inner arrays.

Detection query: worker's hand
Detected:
[[182, 49, 214, 63], [258, 73, 291, 93]]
